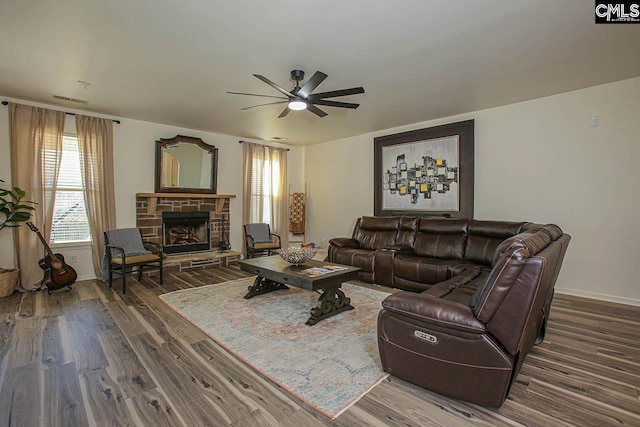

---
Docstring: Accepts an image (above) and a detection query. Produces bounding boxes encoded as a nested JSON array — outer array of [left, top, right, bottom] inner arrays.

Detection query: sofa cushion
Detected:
[[540, 224, 563, 240], [329, 248, 375, 273], [465, 220, 528, 266], [413, 218, 468, 259], [392, 277, 433, 293], [472, 229, 553, 320], [393, 254, 456, 285], [491, 227, 553, 266], [381, 291, 486, 333], [447, 260, 485, 278], [440, 274, 487, 305], [328, 237, 360, 249], [396, 216, 419, 248], [420, 268, 487, 304], [355, 216, 400, 250]]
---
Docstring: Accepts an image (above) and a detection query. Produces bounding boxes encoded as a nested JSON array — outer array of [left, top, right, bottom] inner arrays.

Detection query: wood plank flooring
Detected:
[[0, 265, 638, 426]]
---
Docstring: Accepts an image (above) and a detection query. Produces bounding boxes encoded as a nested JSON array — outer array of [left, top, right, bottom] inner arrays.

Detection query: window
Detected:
[[47, 135, 91, 244], [243, 142, 286, 237], [249, 157, 280, 225]]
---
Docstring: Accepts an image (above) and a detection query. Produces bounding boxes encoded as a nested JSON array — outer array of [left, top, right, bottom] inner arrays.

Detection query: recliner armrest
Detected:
[[382, 291, 486, 334], [329, 237, 360, 249]]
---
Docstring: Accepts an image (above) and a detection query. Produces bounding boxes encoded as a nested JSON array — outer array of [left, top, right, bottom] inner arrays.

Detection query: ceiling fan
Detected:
[[228, 70, 365, 118]]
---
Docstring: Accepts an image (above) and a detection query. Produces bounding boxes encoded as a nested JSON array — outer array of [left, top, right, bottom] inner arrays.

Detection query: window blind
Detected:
[[249, 157, 280, 225], [49, 135, 91, 243]]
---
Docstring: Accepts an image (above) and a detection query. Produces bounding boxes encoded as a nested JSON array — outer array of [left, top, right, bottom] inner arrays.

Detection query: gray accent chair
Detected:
[[244, 223, 281, 258], [104, 228, 164, 293]]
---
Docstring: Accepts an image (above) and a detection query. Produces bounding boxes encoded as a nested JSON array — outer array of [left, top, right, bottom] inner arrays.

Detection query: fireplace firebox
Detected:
[[162, 211, 210, 254]]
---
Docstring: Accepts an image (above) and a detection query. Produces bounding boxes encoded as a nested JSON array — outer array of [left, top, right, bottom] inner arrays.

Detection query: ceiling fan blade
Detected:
[[297, 71, 328, 98], [306, 104, 328, 118], [253, 74, 294, 97], [278, 107, 291, 118], [227, 91, 287, 100], [308, 87, 365, 100], [241, 101, 288, 110], [311, 99, 360, 109]]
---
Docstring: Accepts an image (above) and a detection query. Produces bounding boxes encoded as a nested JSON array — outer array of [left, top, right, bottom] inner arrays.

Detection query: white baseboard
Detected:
[[556, 287, 640, 307]]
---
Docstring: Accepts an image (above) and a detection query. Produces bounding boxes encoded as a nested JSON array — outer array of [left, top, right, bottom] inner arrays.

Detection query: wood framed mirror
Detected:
[[155, 135, 218, 193]]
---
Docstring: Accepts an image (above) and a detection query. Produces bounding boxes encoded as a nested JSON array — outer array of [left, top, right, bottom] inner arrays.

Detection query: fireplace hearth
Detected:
[[162, 211, 210, 254]]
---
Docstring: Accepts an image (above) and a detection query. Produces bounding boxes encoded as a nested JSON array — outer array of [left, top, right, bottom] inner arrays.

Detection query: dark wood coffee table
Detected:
[[238, 256, 360, 326]]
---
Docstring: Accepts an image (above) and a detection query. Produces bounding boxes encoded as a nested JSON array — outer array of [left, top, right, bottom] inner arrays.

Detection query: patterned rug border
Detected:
[[159, 277, 390, 419]]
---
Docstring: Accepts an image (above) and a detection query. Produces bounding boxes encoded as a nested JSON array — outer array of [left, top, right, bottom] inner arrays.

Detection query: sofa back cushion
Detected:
[[470, 228, 559, 354], [465, 220, 528, 266], [472, 229, 552, 315], [489, 227, 553, 267], [355, 216, 400, 250], [413, 218, 468, 259], [396, 216, 419, 248]]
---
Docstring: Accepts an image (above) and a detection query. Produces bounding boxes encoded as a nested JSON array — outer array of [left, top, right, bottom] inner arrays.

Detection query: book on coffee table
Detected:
[[300, 265, 348, 276]]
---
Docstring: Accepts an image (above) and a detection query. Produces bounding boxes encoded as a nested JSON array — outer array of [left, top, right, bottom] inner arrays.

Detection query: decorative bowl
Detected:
[[277, 246, 318, 265]]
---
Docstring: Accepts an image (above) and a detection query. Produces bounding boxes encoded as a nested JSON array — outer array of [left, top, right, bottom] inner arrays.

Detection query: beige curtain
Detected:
[[9, 103, 65, 291], [76, 115, 116, 279], [242, 142, 288, 251]]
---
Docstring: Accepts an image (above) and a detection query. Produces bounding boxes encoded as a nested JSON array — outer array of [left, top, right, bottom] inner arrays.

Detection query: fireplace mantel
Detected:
[[136, 193, 236, 199], [136, 193, 235, 215]]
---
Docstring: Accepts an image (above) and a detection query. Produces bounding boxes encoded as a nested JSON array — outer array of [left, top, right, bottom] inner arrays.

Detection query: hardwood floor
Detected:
[[0, 265, 638, 426]]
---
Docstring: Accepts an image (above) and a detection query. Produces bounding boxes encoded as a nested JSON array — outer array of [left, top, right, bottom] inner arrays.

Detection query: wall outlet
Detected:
[[68, 255, 77, 264]]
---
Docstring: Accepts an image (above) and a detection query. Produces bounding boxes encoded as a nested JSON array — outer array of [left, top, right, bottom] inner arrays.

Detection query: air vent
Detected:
[[52, 95, 89, 104]]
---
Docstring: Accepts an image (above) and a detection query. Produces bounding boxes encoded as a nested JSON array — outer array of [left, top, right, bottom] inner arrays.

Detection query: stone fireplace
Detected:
[[136, 193, 239, 271]]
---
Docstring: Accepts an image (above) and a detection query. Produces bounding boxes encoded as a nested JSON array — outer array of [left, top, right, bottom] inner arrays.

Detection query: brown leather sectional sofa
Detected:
[[328, 216, 570, 406]]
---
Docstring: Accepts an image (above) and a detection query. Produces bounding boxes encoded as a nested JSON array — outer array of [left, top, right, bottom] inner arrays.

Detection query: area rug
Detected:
[[159, 277, 391, 419]]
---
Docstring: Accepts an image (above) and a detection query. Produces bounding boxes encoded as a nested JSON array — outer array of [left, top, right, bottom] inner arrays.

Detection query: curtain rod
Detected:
[[1, 101, 121, 124], [238, 140, 289, 151]]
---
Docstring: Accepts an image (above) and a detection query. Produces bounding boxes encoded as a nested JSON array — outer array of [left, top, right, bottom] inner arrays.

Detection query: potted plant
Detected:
[[0, 179, 36, 296]]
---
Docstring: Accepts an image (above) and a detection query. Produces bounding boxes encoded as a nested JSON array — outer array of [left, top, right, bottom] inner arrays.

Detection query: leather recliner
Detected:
[[377, 225, 571, 407]]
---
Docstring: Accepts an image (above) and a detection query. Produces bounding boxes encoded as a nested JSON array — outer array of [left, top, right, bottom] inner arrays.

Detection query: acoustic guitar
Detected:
[[26, 222, 78, 293]]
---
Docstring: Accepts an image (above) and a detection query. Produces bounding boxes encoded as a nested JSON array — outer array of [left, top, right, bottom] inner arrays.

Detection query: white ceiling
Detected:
[[1, 0, 639, 145]]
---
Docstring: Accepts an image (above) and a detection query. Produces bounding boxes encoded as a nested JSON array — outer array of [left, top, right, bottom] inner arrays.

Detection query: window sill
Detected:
[[51, 241, 92, 250]]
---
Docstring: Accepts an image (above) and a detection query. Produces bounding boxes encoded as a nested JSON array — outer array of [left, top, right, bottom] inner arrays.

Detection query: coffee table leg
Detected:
[[244, 276, 289, 299], [306, 286, 354, 326]]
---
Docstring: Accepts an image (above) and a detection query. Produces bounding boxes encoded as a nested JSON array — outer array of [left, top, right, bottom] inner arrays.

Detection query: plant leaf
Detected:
[[14, 204, 36, 211], [13, 187, 26, 199], [7, 212, 32, 222]]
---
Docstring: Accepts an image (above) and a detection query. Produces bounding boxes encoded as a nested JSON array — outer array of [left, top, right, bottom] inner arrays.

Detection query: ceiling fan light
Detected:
[[288, 100, 307, 111]]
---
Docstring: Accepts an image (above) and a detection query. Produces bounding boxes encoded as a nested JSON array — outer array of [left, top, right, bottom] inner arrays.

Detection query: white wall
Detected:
[[304, 77, 640, 306], [0, 97, 303, 280]]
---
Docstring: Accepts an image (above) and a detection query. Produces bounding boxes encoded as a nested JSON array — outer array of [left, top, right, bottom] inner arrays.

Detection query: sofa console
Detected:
[[328, 216, 570, 406]]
